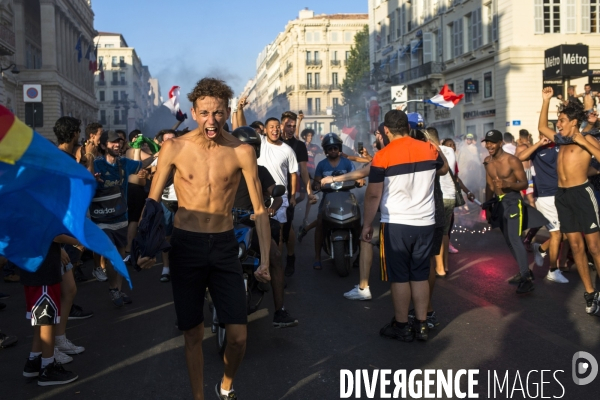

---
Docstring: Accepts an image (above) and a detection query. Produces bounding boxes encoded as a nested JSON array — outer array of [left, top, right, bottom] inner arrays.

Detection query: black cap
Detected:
[[100, 130, 123, 146], [482, 129, 503, 143]]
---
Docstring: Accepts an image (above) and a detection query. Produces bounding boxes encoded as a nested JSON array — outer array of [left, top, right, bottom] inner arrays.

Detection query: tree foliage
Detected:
[[341, 25, 370, 116]]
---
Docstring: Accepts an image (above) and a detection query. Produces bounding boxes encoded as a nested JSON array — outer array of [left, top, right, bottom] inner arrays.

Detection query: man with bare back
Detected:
[[482, 130, 547, 294], [538, 87, 600, 317], [139, 78, 272, 400]]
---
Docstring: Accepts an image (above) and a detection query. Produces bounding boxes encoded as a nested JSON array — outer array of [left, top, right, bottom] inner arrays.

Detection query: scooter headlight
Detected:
[[238, 242, 246, 259], [330, 181, 343, 190]]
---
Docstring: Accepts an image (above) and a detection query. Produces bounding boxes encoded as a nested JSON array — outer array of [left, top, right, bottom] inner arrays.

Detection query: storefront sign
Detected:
[[544, 44, 589, 78], [512, 120, 521, 126], [542, 78, 564, 97], [463, 109, 496, 120], [589, 70, 600, 91], [464, 79, 479, 94], [435, 108, 451, 120]]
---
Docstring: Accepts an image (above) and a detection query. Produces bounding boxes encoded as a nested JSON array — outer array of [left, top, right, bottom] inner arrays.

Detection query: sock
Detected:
[[41, 356, 55, 368], [220, 380, 233, 396], [29, 352, 42, 360], [426, 311, 434, 317], [539, 246, 547, 255], [55, 334, 66, 344], [162, 267, 170, 275]]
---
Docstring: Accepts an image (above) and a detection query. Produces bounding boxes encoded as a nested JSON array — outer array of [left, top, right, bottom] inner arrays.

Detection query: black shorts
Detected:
[[555, 183, 600, 234], [102, 226, 128, 249], [379, 223, 434, 283], [430, 226, 445, 257], [127, 183, 147, 222], [251, 218, 281, 250], [282, 204, 295, 243], [169, 228, 247, 331]]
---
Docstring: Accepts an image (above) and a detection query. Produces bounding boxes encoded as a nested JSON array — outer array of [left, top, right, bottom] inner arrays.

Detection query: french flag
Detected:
[[163, 86, 187, 122], [424, 84, 464, 109]]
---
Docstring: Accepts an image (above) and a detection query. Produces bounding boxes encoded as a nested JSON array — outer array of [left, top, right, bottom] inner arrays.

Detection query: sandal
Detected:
[[313, 262, 322, 270]]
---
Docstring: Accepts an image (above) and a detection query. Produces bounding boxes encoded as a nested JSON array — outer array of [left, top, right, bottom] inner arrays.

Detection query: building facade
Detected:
[[0, 0, 97, 140], [242, 9, 368, 135], [369, 0, 600, 139], [94, 32, 158, 134]]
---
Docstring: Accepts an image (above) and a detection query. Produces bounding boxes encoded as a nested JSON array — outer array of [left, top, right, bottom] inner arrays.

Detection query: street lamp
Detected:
[[0, 63, 20, 74]]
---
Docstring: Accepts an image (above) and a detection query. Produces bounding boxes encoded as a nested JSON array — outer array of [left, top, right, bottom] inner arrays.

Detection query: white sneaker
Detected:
[[53, 347, 73, 364], [448, 244, 459, 254], [92, 267, 108, 282], [546, 269, 569, 283], [344, 285, 372, 300], [55, 337, 85, 355], [533, 243, 546, 267]]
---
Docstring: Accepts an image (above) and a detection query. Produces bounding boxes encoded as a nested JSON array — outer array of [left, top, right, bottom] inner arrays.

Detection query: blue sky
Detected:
[[93, 0, 367, 108]]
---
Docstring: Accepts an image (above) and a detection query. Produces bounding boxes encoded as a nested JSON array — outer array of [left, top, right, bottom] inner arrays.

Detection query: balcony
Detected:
[[285, 85, 294, 93], [0, 25, 16, 56], [120, 62, 126, 68], [330, 60, 341, 67], [284, 63, 293, 75], [111, 81, 120, 86], [97, 80, 106, 86], [393, 62, 444, 85], [329, 84, 341, 90], [120, 80, 127, 86], [305, 109, 327, 116], [305, 60, 322, 67], [299, 84, 325, 90]]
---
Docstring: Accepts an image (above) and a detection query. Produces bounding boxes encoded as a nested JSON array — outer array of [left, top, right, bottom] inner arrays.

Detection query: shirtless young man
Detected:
[[578, 84, 599, 113], [139, 78, 272, 400], [482, 130, 545, 294], [515, 129, 535, 207], [539, 87, 600, 316]]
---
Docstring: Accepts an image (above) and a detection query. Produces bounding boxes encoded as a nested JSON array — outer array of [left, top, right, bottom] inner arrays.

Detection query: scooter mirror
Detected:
[[272, 185, 286, 198]]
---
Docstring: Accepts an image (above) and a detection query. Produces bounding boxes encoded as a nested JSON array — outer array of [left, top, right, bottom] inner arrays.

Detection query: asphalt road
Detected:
[[1, 204, 599, 400]]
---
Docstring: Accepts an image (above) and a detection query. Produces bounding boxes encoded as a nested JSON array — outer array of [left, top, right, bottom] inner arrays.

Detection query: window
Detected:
[[100, 110, 106, 123], [397, 8, 403, 37], [99, 91, 105, 101], [408, 4, 413, 31], [345, 51, 350, 60], [390, 13, 396, 41], [113, 110, 119, 124], [112, 91, 118, 101], [332, 73, 338, 88], [306, 51, 312, 62], [315, 73, 320, 88], [344, 32, 353, 42], [331, 32, 339, 42], [381, 23, 387, 46], [472, 8, 483, 50], [306, 32, 313, 42], [119, 56, 125, 66], [314, 32, 321, 42], [466, 14, 473, 52], [112, 72, 118, 82], [317, 122, 324, 134], [112, 56, 117, 67], [105, 43, 114, 48], [466, 125, 476, 135], [121, 110, 127, 122], [486, 3, 494, 41], [584, 0, 600, 33], [120, 72, 126, 84], [452, 19, 464, 57], [314, 51, 320, 62], [333, 51, 338, 61], [98, 56, 104, 66], [483, 122, 494, 133], [315, 98, 321, 114], [544, 0, 561, 33], [307, 98, 313, 114], [307, 73, 312, 88], [484, 72, 493, 98], [120, 91, 127, 101], [333, 98, 339, 107]]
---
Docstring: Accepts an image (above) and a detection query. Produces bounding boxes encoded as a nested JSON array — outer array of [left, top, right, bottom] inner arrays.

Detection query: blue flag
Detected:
[[0, 106, 131, 287], [75, 36, 82, 63]]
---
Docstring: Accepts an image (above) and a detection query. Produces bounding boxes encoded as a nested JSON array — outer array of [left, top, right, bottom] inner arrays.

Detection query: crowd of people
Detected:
[[1, 78, 599, 400]]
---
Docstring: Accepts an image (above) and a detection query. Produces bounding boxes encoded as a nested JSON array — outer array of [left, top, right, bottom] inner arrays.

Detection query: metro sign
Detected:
[[544, 44, 589, 78]]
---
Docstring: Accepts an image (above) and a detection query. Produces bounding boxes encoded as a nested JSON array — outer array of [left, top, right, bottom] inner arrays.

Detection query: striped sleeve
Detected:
[[369, 152, 386, 183]]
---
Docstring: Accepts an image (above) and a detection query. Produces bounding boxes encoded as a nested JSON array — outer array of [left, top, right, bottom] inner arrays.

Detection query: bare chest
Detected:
[[486, 159, 512, 180]]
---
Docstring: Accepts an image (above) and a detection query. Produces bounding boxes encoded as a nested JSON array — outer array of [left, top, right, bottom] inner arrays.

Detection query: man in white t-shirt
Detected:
[[502, 132, 516, 155], [258, 118, 298, 242]]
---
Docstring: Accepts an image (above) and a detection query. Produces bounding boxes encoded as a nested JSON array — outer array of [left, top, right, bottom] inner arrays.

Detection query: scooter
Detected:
[[209, 185, 286, 356], [319, 179, 362, 277]]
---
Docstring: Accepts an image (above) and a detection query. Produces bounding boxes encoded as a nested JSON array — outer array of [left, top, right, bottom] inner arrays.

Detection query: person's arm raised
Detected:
[[574, 131, 600, 160], [539, 87, 557, 141], [516, 138, 549, 162], [321, 166, 371, 185], [239, 144, 271, 283]]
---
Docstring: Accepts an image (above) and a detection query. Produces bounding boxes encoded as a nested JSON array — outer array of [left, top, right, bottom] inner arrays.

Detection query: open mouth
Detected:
[[205, 127, 218, 139]]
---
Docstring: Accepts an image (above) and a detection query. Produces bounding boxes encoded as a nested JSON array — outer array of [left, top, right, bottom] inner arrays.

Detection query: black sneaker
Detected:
[[284, 255, 295, 277], [215, 382, 238, 399], [584, 291, 599, 315], [380, 318, 414, 342], [516, 277, 535, 294], [415, 321, 429, 341], [23, 355, 41, 377], [68, 304, 94, 320], [0, 331, 17, 348], [509, 270, 534, 285], [38, 361, 78, 386], [426, 311, 440, 329], [273, 309, 299, 328]]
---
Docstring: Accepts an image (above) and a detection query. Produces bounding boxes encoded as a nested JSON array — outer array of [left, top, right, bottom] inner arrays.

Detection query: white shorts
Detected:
[[273, 196, 289, 224], [535, 196, 560, 232]]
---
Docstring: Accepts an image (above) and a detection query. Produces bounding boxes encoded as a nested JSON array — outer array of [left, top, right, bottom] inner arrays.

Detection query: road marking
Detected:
[[452, 257, 493, 275], [279, 370, 324, 399]]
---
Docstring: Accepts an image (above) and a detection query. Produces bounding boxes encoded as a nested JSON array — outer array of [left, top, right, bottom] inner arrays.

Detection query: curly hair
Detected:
[[559, 99, 587, 127], [187, 78, 233, 108], [85, 122, 103, 139], [300, 128, 315, 140], [53, 116, 81, 145]]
